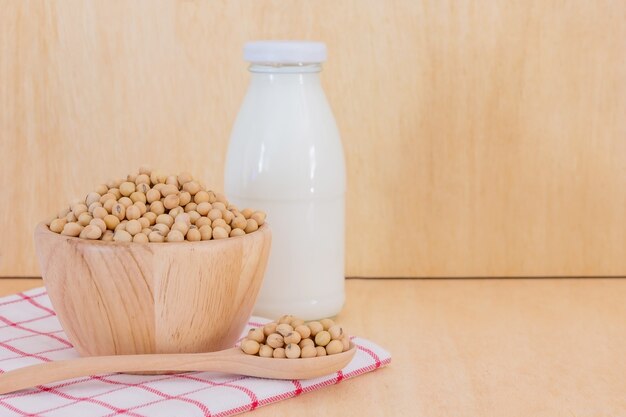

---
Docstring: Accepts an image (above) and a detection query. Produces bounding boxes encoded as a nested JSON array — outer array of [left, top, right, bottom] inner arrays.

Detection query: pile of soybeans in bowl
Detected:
[[46, 167, 266, 243]]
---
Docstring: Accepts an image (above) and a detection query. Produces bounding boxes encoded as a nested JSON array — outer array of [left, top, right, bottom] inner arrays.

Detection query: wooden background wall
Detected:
[[1, 0, 625, 278]]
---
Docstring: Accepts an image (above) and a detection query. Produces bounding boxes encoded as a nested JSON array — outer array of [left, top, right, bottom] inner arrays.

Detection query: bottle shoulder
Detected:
[[225, 75, 346, 198]]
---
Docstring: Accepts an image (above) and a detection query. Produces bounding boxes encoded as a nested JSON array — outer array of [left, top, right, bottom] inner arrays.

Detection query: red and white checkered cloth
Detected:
[[0, 287, 391, 417]]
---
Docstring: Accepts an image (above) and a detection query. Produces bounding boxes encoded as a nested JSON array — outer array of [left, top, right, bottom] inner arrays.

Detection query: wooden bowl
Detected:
[[33, 222, 271, 357]]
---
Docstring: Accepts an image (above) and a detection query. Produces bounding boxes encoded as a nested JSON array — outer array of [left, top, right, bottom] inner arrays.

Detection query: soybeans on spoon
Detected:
[[0, 344, 357, 394]]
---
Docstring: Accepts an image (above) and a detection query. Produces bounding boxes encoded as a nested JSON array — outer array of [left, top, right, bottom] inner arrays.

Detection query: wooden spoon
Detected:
[[0, 344, 357, 394]]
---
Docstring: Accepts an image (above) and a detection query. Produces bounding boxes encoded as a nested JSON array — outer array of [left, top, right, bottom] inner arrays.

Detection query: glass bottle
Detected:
[[225, 41, 346, 320]]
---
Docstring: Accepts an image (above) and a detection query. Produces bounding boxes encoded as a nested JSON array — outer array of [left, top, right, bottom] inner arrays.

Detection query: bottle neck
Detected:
[[247, 63, 322, 87], [248, 62, 322, 74]]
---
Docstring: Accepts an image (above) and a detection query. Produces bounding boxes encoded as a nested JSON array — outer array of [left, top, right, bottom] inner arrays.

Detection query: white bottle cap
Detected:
[[244, 41, 327, 64]]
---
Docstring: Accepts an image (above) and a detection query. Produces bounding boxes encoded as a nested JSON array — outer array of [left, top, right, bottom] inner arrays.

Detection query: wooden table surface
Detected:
[[1, 277, 625, 416]]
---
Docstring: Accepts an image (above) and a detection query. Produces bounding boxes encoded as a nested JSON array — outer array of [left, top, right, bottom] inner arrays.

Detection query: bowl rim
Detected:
[[35, 221, 269, 247]]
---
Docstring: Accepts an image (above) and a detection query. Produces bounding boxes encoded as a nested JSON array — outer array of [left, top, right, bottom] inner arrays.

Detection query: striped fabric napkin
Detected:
[[0, 287, 391, 417]]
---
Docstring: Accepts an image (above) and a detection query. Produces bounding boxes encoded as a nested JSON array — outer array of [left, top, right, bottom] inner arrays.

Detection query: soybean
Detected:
[[61, 222, 82, 237], [326, 340, 344, 355], [248, 328, 265, 343], [80, 225, 102, 240], [285, 343, 301, 359], [315, 331, 331, 347], [301, 345, 317, 358], [259, 344, 273, 358], [284, 331, 302, 345], [241, 339, 260, 355], [328, 325, 343, 340], [276, 324, 294, 337], [273, 348, 286, 358], [266, 333, 284, 349]]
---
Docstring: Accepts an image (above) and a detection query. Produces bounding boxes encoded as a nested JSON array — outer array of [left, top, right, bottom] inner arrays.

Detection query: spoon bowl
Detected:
[[0, 343, 357, 394]]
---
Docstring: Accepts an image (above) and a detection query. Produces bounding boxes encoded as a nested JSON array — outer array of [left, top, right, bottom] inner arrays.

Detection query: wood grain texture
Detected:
[[1, 1, 625, 277], [33, 223, 271, 356], [0, 278, 43, 295], [2, 278, 625, 415]]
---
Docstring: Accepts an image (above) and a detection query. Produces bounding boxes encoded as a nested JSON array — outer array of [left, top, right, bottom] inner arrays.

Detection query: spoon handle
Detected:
[[0, 349, 237, 394]]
